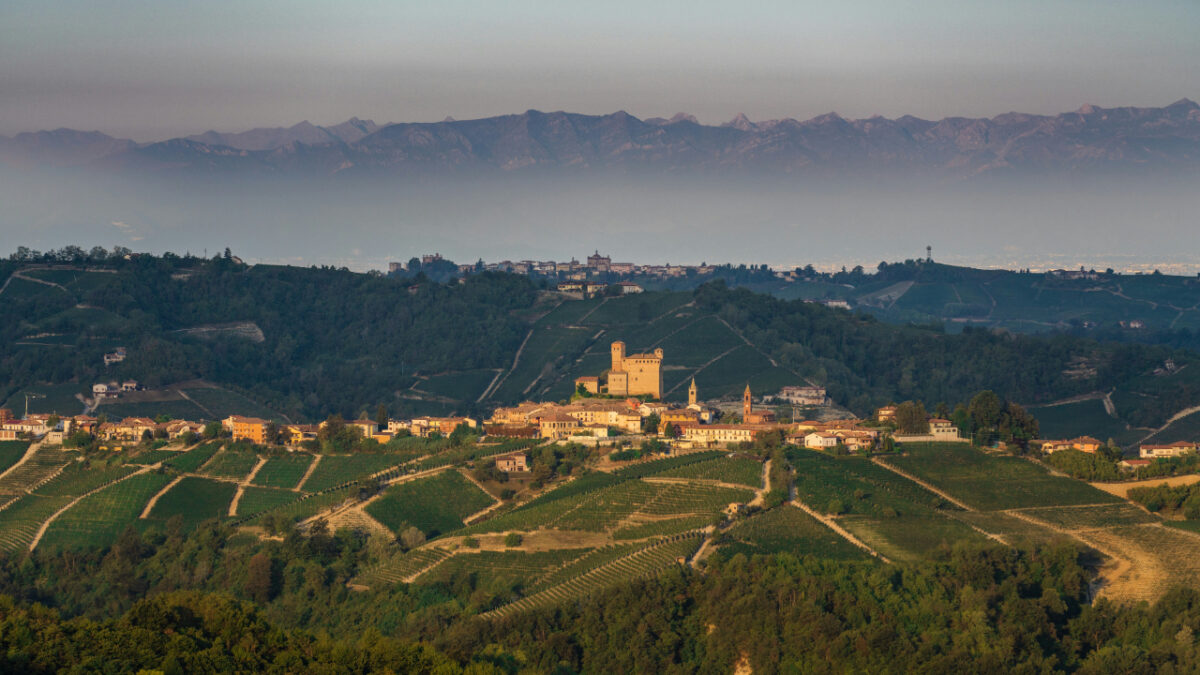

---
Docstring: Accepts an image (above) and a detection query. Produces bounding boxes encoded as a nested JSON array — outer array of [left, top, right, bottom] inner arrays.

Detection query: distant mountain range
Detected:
[[2, 100, 1198, 178]]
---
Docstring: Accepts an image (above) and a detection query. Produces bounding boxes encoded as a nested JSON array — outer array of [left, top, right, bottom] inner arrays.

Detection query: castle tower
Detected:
[[688, 378, 698, 407], [611, 341, 626, 373], [743, 383, 752, 419]]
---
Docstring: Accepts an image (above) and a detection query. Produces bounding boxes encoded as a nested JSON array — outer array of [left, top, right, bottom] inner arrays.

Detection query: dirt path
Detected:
[[746, 459, 772, 508], [790, 500, 891, 563], [227, 457, 269, 516], [140, 475, 184, 519], [662, 345, 741, 397], [176, 389, 215, 418], [1140, 404, 1200, 442], [294, 453, 322, 491], [870, 457, 974, 511], [458, 468, 504, 524], [689, 525, 719, 568], [32, 464, 159, 551], [1091, 473, 1200, 498], [0, 440, 43, 482], [481, 328, 534, 401]]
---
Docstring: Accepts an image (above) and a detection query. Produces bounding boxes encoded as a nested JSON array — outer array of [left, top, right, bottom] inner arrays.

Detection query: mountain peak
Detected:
[[669, 112, 699, 125], [724, 113, 755, 131], [1167, 98, 1199, 110]]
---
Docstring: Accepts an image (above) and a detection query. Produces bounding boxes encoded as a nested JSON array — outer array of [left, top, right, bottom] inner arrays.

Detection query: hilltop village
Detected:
[[4, 340, 1196, 468]]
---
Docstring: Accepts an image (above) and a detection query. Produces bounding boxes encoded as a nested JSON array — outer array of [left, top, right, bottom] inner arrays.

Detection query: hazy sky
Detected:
[[2, 0, 1198, 140]]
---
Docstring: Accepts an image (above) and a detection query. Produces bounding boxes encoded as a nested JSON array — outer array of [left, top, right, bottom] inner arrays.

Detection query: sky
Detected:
[[2, 0, 1199, 140]]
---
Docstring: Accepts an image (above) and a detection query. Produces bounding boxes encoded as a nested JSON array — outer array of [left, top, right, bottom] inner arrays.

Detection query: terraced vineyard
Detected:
[[251, 453, 314, 489], [33, 463, 137, 497], [301, 454, 407, 492], [200, 450, 259, 479], [791, 451, 957, 516], [719, 506, 873, 561], [483, 534, 703, 619], [652, 455, 764, 487], [365, 470, 496, 537], [145, 477, 238, 529], [0, 441, 30, 475], [0, 495, 75, 552], [1070, 525, 1200, 605], [0, 446, 73, 495], [888, 443, 1120, 510], [38, 472, 174, 551], [235, 486, 302, 517], [242, 485, 356, 526], [1014, 503, 1159, 530], [414, 549, 592, 586], [128, 449, 184, 465], [162, 442, 222, 473], [357, 548, 453, 587], [613, 515, 712, 540]]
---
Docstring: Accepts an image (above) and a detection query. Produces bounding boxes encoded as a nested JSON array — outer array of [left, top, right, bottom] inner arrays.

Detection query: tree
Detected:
[[399, 526, 426, 550], [642, 413, 661, 434], [894, 401, 929, 434], [244, 553, 275, 603], [504, 532, 522, 547], [376, 404, 389, 429], [202, 421, 221, 439]]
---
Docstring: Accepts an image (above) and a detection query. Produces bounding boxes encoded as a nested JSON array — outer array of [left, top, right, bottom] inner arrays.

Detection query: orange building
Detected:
[[742, 384, 776, 425], [228, 415, 270, 444]]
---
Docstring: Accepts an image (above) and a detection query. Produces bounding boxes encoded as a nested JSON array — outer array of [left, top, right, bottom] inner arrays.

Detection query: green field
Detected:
[[0, 494, 75, 552], [416, 370, 499, 401], [301, 454, 408, 492], [0, 441, 30, 475], [251, 453, 314, 489], [365, 470, 495, 537], [96, 398, 209, 421], [236, 486, 301, 518], [415, 549, 591, 588], [888, 443, 1120, 511], [718, 506, 873, 561], [33, 463, 137, 497], [162, 442, 222, 473], [145, 476, 237, 529], [178, 386, 280, 421], [791, 451, 957, 516], [38, 472, 174, 550], [2, 383, 86, 416], [1142, 409, 1200, 445], [200, 450, 259, 479], [1030, 399, 1136, 444], [653, 455, 763, 487]]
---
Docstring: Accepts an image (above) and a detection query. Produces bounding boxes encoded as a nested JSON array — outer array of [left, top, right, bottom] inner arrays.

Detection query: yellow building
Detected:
[[606, 341, 663, 399]]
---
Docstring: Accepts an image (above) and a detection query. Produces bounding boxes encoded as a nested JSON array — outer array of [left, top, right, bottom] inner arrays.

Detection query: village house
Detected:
[[283, 424, 319, 446], [1140, 441, 1199, 459], [804, 431, 840, 450], [876, 406, 897, 423], [1120, 458, 1153, 471], [495, 452, 529, 473], [121, 380, 140, 392], [616, 281, 644, 294], [164, 420, 203, 440], [741, 385, 777, 425], [1038, 439, 1075, 453], [538, 413, 582, 440], [346, 419, 379, 438], [409, 416, 477, 438], [574, 376, 600, 395], [680, 423, 761, 447]]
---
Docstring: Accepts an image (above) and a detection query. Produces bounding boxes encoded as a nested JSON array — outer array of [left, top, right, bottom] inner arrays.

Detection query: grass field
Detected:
[[301, 454, 408, 492], [236, 486, 301, 518], [888, 443, 1120, 510], [145, 476, 238, 528], [718, 506, 873, 561], [365, 470, 495, 537], [251, 453, 314, 489], [200, 450, 259, 479], [0, 441, 30, 475], [38, 472, 173, 550]]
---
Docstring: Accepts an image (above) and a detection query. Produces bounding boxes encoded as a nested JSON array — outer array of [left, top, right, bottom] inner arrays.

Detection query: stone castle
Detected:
[[576, 341, 663, 399]]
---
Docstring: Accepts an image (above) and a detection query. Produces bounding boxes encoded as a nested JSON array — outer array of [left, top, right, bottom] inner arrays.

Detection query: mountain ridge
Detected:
[[2, 99, 1198, 177]]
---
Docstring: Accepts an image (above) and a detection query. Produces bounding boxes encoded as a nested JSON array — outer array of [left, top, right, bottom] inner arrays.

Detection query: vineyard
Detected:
[[162, 442, 222, 473], [199, 449, 259, 480], [413, 549, 592, 587], [301, 454, 407, 492], [236, 486, 302, 517], [887, 443, 1120, 510], [364, 470, 496, 537], [38, 472, 174, 551], [251, 454, 314, 489], [0, 495, 74, 552], [0, 446, 73, 495], [651, 455, 763, 487], [0, 441, 30, 475], [719, 506, 872, 561], [145, 477, 238, 529]]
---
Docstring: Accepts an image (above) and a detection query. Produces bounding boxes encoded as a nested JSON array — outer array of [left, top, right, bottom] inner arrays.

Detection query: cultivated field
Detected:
[[301, 454, 407, 492], [145, 476, 238, 529], [365, 470, 495, 537], [251, 454, 314, 489], [38, 472, 174, 551]]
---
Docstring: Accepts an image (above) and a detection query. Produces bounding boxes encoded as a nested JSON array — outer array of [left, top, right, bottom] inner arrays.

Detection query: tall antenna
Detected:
[[926, 245, 932, 263]]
